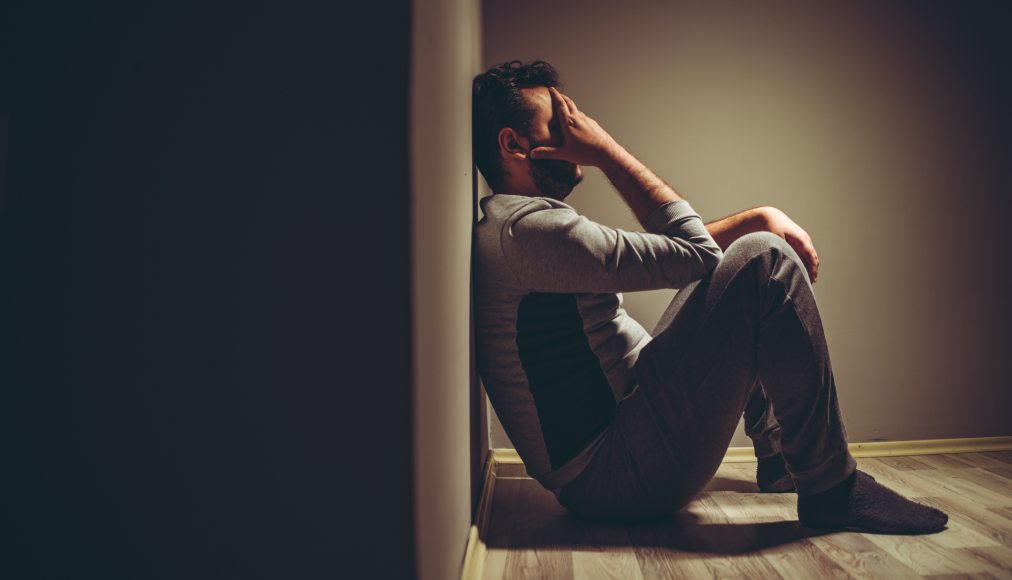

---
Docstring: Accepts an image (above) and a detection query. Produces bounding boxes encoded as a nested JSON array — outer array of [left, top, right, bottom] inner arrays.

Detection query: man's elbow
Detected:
[[700, 244, 724, 274]]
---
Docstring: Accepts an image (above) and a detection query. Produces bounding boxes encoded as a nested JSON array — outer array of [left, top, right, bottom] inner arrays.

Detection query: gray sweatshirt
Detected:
[[474, 193, 723, 495]]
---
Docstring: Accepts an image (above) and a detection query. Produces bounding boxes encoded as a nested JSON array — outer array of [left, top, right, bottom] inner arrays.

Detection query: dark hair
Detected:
[[472, 60, 561, 191]]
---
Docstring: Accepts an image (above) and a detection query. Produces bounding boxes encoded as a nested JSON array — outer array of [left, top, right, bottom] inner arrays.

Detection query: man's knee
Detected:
[[720, 231, 808, 283], [726, 231, 791, 259]]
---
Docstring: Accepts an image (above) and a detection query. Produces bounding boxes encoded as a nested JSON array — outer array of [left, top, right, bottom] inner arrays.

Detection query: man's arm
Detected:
[[511, 87, 721, 293], [706, 206, 821, 283], [529, 87, 683, 226], [705, 207, 769, 251]]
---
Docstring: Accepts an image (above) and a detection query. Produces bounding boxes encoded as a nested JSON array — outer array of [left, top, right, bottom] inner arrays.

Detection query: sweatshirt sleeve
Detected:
[[500, 198, 724, 293]]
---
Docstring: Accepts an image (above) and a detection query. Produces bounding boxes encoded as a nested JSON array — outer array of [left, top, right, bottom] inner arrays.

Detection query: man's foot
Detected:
[[797, 470, 948, 534], [757, 454, 795, 493]]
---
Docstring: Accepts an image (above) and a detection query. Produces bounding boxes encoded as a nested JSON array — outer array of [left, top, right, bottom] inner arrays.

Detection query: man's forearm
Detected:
[[597, 145, 768, 249], [597, 143, 683, 225], [705, 207, 771, 251]]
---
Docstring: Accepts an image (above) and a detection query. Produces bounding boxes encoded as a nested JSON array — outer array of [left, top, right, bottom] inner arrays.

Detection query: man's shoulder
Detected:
[[480, 194, 576, 226]]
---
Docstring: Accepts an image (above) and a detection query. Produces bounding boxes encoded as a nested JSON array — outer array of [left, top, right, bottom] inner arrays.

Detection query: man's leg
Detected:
[[635, 231, 852, 499], [656, 286, 790, 467], [628, 231, 946, 533], [743, 379, 800, 492], [656, 292, 792, 491], [743, 379, 782, 459]]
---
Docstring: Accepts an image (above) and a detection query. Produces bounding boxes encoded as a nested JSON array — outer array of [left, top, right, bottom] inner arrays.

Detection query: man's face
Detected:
[[520, 87, 584, 200]]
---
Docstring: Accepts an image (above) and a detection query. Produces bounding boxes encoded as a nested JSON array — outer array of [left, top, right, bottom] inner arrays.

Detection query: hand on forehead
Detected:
[[520, 86, 564, 139]]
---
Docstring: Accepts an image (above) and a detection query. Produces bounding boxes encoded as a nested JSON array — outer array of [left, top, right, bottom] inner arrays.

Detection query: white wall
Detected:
[[483, 0, 1012, 449], [411, 0, 481, 578]]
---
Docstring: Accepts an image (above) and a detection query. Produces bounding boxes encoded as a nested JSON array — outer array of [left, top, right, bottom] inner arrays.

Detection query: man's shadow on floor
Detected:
[[486, 476, 835, 555]]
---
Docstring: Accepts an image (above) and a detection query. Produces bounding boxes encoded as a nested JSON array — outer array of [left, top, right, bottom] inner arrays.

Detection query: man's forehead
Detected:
[[520, 86, 552, 118]]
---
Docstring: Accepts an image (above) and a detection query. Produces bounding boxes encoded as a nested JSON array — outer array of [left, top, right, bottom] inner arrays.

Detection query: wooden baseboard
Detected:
[[459, 436, 1012, 579], [721, 436, 1012, 462], [460, 450, 498, 580]]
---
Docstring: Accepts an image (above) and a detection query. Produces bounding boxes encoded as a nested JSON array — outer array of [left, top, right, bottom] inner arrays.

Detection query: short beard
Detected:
[[529, 157, 583, 200]]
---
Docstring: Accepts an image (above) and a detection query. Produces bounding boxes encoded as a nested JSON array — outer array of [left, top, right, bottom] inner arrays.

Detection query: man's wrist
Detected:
[[593, 139, 627, 169]]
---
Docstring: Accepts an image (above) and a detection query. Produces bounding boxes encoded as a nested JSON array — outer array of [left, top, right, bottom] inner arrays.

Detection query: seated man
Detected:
[[472, 60, 948, 534]]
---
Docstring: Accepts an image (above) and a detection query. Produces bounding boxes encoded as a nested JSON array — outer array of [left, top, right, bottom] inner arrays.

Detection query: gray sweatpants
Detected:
[[557, 231, 858, 522]]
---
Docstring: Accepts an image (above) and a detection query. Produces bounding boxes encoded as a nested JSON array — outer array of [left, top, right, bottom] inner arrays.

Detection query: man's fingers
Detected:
[[560, 92, 579, 113], [787, 236, 819, 284], [549, 87, 571, 117], [804, 240, 819, 283], [529, 146, 561, 159], [805, 249, 819, 283]]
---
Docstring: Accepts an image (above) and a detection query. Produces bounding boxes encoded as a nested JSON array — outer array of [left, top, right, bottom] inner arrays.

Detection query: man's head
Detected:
[[472, 60, 583, 199]]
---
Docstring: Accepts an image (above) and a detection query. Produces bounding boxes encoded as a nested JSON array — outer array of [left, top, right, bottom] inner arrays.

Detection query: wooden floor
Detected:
[[479, 452, 1012, 579]]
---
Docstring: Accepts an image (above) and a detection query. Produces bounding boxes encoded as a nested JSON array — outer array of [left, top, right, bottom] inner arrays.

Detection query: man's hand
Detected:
[[529, 87, 619, 167], [764, 208, 820, 284], [528, 86, 683, 223]]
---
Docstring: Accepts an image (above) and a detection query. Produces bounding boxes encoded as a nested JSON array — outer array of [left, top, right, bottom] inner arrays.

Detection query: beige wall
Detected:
[[412, 0, 481, 579], [483, 0, 1011, 449]]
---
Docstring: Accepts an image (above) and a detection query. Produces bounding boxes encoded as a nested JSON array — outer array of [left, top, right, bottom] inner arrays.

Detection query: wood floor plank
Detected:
[[959, 546, 1012, 574], [988, 507, 1012, 524], [915, 454, 982, 470], [762, 539, 852, 579], [571, 549, 645, 580], [915, 497, 1002, 549], [504, 548, 573, 580], [961, 545, 1012, 577], [862, 534, 988, 575], [483, 548, 507, 580], [983, 466, 1012, 483], [696, 552, 786, 579], [704, 462, 758, 493], [665, 494, 788, 577], [692, 493, 813, 578], [928, 470, 1012, 509], [951, 467, 1012, 498], [565, 510, 645, 579], [922, 495, 1012, 546], [922, 573, 1003, 579], [476, 452, 1012, 579], [879, 455, 938, 471], [624, 522, 721, 579], [808, 533, 919, 579], [980, 452, 1012, 467], [503, 479, 574, 579], [709, 491, 793, 524], [483, 477, 524, 580], [952, 453, 1011, 469]]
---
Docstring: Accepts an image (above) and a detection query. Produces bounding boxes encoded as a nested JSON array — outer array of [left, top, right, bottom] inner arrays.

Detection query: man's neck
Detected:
[[494, 179, 541, 198]]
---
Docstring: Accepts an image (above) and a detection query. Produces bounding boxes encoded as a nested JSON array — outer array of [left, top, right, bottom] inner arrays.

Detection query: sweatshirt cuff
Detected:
[[641, 199, 702, 234]]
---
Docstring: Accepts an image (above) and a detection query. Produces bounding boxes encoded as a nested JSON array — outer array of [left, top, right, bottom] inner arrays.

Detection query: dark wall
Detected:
[[5, 2, 414, 578]]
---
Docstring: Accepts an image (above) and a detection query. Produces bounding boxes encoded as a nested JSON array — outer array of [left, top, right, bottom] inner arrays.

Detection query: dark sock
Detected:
[[798, 470, 948, 534], [756, 454, 795, 493]]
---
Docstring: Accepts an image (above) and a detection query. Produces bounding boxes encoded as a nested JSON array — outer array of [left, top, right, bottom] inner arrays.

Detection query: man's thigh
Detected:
[[622, 239, 779, 499], [651, 279, 702, 337]]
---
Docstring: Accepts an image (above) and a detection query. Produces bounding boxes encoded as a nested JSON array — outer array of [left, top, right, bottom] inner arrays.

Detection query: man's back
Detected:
[[474, 193, 719, 492]]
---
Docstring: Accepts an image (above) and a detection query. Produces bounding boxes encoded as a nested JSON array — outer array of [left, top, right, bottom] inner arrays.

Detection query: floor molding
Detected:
[[460, 450, 498, 580], [722, 435, 1012, 462], [460, 435, 1012, 579]]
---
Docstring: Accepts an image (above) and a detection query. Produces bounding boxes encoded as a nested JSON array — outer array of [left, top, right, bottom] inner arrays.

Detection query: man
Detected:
[[472, 60, 948, 534]]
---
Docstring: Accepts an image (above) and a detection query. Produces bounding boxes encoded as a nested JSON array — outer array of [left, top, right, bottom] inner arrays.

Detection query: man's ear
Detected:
[[497, 127, 528, 161]]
